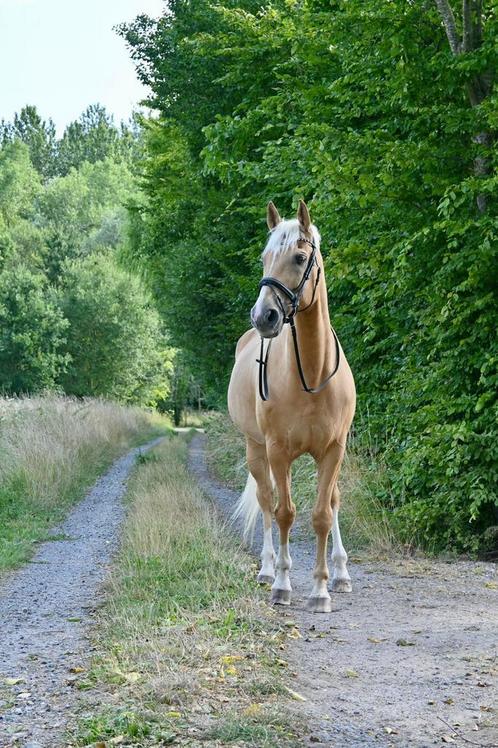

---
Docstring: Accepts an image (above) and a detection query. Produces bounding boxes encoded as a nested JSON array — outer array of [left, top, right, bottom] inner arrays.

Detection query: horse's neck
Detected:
[[289, 283, 334, 381]]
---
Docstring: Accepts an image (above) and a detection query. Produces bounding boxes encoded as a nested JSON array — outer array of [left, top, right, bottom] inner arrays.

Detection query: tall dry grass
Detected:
[[112, 437, 252, 626], [0, 395, 167, 570]]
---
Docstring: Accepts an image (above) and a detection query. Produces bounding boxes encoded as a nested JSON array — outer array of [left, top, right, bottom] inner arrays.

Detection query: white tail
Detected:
[[232, 472, 261, 543], [232, 471, 275, 543]]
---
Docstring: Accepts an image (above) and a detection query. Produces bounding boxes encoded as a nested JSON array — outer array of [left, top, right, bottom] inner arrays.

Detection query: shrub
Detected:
[[0, 265, 68, 394], [57, 253, 167, 405]]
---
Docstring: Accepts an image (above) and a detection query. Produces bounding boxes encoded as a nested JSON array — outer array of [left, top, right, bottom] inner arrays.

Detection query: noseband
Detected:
[[259, 238, 320, 322], [256, 236, 341, 401]]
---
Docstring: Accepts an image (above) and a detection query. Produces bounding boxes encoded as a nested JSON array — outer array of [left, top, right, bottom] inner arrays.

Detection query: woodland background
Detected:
[[0, 0, 496, 552]]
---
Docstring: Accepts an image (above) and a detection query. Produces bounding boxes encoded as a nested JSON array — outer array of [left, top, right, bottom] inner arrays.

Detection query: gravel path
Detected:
[[0, 437, 163, 748], [189, 434, 498, 748]]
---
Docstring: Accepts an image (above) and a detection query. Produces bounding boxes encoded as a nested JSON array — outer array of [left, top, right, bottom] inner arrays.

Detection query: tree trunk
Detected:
[[434, 0, 494, 212]]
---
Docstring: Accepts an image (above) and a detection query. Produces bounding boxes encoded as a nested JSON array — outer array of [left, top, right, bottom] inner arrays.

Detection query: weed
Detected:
[[76, 709, 175, 744]]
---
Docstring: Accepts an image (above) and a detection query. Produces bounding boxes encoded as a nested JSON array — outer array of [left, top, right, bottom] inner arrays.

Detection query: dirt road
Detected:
[[189, 434, 498, 748], [0, 438, 163, 747]]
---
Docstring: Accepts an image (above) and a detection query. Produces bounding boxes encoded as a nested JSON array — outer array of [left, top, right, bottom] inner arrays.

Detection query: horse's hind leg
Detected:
[[309, 442, 345, 612], [246, 438, 275, 584], [331, 485, 352, 593]]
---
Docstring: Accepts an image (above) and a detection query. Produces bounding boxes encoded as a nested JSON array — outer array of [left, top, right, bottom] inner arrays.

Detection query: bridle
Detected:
[[256, 236, 340, 401]]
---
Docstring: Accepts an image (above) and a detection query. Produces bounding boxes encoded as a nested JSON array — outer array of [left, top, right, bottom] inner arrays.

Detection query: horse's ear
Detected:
[[267, 201, 281, 230], [297, 200, 311, 232]]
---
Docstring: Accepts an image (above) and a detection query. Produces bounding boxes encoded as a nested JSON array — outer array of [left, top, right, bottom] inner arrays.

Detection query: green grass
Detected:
[[206, 710, 299, 746], [75, 709, 176, 745], [205, 411, 399, 554], [0, 395, 170, 572], [68, 435, 304, 747]]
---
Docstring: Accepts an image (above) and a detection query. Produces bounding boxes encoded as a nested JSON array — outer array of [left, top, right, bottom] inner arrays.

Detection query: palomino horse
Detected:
[[228, 200, 356, 613]]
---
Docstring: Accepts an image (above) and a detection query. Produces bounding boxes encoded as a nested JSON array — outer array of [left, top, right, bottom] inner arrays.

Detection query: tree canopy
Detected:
[[121, 0, 497, 551], [0, 105, 170, 409]]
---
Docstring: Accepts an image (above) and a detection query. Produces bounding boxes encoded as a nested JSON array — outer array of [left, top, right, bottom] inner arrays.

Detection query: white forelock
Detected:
[[263, 218, 321, 257]]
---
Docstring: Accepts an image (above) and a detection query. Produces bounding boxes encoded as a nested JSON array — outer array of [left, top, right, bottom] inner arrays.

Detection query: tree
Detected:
[[0, 141, 41, 227], [57, 253, 168, 404], [0, 108, 169, 408], [0, 105, 57, 179], [56, 104, 136, 175], [0, 266, 68, 394], [123, 0, 497, 550], [36, 158, 135, 279], [162, 350, 197, 426], [0, 141, 44, 269], [434, 0, 496, 210]]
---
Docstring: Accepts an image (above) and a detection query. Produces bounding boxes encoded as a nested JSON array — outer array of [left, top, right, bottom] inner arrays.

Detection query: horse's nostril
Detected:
[[265, 308, 278, 325]]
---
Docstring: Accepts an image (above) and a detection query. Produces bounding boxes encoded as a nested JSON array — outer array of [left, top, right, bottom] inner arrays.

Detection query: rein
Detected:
[[256, 237, 341, 401]]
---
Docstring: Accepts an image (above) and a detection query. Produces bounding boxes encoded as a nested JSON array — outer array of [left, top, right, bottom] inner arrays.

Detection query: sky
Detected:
[[0, 0, 165, 135]]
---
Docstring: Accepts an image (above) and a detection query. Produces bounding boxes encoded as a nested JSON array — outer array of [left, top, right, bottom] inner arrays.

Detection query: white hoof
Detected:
[[331, 578, 352, 593]]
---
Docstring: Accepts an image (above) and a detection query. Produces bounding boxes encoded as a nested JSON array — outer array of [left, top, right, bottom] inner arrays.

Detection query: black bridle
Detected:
[[256, 236, 341, 401]]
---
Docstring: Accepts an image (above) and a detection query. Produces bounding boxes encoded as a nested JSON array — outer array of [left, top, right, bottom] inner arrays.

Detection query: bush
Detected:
[[57, 253, 167, 404], [0, 265, 68, 393]]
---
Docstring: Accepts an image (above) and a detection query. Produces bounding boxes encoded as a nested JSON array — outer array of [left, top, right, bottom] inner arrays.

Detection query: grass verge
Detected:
[[205, 411, 399, 555], [0, 395, 169, 572], [68, 435, 304, 747]]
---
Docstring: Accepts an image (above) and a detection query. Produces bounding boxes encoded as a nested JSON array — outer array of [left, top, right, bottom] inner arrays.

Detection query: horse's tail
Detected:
[[232, 470, 275, 543], [232, 472, 260, 543]]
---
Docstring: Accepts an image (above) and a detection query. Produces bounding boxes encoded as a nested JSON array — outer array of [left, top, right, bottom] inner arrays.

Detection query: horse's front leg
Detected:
[[246, 438, 275, 584], [267, 447, 294, 606], [309, 442, 345, 613]]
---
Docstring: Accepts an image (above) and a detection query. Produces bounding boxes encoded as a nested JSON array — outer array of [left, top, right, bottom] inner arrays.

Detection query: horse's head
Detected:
[[251, 200, 321, 338]]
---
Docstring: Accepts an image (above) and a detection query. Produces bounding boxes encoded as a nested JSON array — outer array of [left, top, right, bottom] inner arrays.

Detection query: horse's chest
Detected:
[[262, 403, 332, 455]]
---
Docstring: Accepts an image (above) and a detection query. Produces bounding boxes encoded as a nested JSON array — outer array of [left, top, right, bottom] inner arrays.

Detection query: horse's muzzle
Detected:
[[251, 304, 283, 338]]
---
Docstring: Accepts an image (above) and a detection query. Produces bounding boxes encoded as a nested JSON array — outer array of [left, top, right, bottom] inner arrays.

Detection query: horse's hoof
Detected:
[[331, 578, 352, 593], [307, 596, 332, 613], [257, 573, 275, 585], [271, 588, 291, 605]]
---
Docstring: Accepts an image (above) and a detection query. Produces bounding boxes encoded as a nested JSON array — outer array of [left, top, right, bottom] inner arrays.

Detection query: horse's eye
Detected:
[[295, 254, 307, 265]]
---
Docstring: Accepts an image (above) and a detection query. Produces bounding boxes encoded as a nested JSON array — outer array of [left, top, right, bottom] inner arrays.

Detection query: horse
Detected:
[[228, 200, 356, 613]]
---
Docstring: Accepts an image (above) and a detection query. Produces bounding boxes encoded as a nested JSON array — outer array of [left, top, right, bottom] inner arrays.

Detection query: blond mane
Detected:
[[263, 219, 321, 257]]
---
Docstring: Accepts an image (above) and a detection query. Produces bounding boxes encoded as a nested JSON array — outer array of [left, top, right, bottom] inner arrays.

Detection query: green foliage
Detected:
[[161, 350, 198, 425], [0, 266, 68, 393], [37, 158, 135, 278], [0, 141, 44, 269], [0, 105, 57, 179], [58, 253, 167, 404], [56, 104, 138, 176], [0, 141, 41, 229], [0, 105, 171, 405], [123, 0, 498, 551]]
